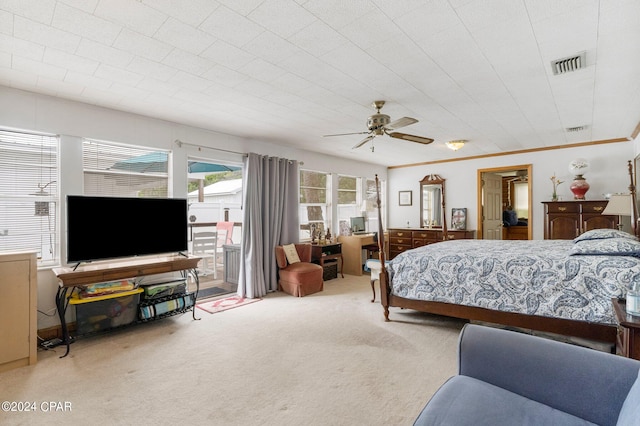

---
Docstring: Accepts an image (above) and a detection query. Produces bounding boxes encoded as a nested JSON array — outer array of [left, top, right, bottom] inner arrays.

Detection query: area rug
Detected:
[[197, 286, 230, 299], [196, 295, 261, 314]]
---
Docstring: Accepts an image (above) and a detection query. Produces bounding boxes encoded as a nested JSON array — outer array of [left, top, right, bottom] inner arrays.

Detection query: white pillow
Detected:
[[282, 244, 301, 264], [573, 228, 638, 243], [570, 238, 640, 256]]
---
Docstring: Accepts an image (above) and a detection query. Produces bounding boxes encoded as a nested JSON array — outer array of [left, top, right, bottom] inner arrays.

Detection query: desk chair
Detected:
[[192, 231, 218, 278]]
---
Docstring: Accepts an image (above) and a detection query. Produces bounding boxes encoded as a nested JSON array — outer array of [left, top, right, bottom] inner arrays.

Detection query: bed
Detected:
[[375, 161, 640, 343]]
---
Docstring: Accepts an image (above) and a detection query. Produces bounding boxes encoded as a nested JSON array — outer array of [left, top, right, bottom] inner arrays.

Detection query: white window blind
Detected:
[[0, 128, 59, 265], [82, 139, 169, 197]]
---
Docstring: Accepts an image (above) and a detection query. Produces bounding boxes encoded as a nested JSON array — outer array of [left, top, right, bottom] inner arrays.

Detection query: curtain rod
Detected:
[[174, 139, 302, 165], [174, 139, 245, 156]]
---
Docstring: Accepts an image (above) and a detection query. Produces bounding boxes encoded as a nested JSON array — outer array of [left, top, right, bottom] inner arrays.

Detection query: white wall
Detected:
[[0, 86, 387, 329], [387, 141, 635, 240]]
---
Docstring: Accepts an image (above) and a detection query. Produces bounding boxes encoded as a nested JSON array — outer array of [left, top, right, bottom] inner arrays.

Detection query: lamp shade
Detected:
[[602, 194, 633, 216]]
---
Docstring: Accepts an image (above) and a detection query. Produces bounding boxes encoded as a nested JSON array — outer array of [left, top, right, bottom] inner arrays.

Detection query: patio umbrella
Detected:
[[188, 161, 240, 173], [110, 152, 168, 173]]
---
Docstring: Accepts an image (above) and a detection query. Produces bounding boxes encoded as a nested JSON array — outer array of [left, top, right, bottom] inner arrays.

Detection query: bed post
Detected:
[[375, 174, 390, 321], [628, 160, 639, 238]]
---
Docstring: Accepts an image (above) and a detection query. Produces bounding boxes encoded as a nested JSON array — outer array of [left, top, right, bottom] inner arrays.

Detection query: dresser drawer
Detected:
[[447, 230, 476, 240], [546, 202, 580, 213], [389, 236, 412, 246], [389, 230, 411, 238], [582, 202, 608, 214], [412, 230, 438, 240], [389, 244, 411, 255]]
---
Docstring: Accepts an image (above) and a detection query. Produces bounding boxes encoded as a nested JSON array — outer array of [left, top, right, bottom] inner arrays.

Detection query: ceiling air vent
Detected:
[[551, 52, 586, 75], [566, 125, 586, 133]]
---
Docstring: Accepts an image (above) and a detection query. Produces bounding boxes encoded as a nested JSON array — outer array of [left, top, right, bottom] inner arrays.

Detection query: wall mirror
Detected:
[[420, 174, 446, 228]]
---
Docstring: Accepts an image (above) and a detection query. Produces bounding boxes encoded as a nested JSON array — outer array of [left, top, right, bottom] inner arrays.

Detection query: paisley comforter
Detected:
[[388, 239, 640, 325]]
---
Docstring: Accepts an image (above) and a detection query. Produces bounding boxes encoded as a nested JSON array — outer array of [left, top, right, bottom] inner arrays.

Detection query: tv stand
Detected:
[[52, 254, 201, 358]]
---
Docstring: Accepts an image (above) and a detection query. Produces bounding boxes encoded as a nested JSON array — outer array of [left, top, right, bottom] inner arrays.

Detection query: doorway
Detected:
[[477, 165, 532, 240], [186, 157, 243, 300]]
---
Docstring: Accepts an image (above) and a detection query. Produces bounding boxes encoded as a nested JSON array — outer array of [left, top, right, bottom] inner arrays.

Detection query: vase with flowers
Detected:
[[550, 173, 563, 201]]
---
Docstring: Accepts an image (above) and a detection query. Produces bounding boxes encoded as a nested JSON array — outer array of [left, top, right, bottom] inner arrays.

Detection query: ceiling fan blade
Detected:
[[323, 131, 369, 137], [388, 132, 434, 145], [352, 135, 375, 149], [386, 117, 418, 130]]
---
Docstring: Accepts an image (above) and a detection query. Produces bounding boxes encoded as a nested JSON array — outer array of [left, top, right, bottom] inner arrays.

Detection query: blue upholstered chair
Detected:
[[414, 324, 640, 426]]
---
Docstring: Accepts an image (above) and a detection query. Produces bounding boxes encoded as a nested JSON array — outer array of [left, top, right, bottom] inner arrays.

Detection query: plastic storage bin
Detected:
[[74, 290, 142, 335]]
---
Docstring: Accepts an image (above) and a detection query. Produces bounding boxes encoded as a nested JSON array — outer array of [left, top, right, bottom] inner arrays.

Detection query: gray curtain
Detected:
[[237, 153, 299, 298]]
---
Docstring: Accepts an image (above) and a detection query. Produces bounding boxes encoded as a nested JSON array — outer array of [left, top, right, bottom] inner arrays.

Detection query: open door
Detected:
[[477, 165, 532, 240], [482, 173, 503, 240]]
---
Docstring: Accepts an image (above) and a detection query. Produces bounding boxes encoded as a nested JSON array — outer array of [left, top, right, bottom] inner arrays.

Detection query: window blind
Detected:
[[82, 139, 169, 198], [0, 128, 59, 265]]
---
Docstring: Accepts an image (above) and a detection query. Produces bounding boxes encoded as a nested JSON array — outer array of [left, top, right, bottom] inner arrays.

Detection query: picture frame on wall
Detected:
[[451, 208, 467, 230], [399, 190, 412, 206]]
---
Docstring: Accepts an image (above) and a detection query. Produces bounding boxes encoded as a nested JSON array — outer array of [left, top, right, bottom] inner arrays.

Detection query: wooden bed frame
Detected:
[[375, 160, 639, 343]]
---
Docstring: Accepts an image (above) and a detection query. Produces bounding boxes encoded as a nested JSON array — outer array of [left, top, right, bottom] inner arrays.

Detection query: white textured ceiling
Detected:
[[1, 0, 639, 166]]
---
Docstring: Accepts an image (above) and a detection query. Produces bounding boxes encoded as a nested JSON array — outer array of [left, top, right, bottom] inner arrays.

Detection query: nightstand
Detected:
[[612, 298, 640, 360]]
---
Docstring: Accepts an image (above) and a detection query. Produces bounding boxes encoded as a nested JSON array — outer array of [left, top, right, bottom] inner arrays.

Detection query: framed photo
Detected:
[[399, 190, 412, 206], [451, 208, 467, 230]]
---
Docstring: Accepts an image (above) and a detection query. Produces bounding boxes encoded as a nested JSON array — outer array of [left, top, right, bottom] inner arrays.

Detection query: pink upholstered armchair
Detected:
[[275, 244, 323, 297]]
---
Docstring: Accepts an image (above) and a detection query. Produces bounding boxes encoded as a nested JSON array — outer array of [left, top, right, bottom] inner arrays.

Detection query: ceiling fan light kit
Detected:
[[324, 100, 433, 150], [446, 140, 466, 151]]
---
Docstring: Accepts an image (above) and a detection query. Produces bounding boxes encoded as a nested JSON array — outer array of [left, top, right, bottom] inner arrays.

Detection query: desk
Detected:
[[338, 234, 377, 276], [311, 243, 343, 279]]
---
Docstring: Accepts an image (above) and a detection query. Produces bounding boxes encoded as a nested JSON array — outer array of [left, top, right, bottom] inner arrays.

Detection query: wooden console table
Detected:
[[52, 255, 201, 358]]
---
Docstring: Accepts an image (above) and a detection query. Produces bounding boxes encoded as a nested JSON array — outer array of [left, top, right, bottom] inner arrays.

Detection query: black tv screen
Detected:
[[66, 196, 188, 263]]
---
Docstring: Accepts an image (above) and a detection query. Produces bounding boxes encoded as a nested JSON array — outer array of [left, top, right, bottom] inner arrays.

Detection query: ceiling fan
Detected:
[[323, 101, 434, 150], [505, 170, 529, 183]]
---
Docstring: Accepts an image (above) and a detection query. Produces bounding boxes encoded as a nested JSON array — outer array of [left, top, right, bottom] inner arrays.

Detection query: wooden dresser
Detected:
[[542, 200, 617, 239], [387, 228, 476, 259]]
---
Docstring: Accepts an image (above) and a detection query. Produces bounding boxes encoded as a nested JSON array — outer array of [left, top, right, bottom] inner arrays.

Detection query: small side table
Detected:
[[612, 298, 640, 360], [311, 243, 344, 279]]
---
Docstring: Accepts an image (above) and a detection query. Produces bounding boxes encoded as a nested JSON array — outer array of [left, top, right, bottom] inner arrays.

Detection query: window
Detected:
[[299, 169, 329, 240], [514, 182, 528, 219], [337, 175, 359, 233], [82, 139, 170, 197], [365, 178, 384, 233], [0, 128, 59, 265]]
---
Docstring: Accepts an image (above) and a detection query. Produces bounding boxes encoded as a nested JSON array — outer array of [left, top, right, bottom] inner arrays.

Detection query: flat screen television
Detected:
[[350, 216, 366, 233], [66, 195, 188, 264]]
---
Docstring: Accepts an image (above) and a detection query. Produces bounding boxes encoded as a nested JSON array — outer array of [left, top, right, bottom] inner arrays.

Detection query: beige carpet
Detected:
[[0, 275, 465, 426]]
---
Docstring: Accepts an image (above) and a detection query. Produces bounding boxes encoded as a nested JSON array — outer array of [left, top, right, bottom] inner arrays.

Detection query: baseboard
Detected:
[[38, 323, 76, 342]]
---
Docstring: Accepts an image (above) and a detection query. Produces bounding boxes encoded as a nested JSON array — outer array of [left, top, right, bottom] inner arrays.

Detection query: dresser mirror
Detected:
[[420, 174, 446, 228]]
